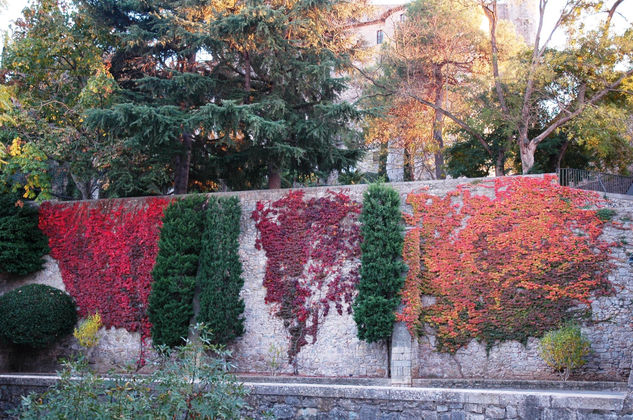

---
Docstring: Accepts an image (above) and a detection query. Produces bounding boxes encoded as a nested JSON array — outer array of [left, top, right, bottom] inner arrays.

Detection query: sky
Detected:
[[1, 0, 632, 43]]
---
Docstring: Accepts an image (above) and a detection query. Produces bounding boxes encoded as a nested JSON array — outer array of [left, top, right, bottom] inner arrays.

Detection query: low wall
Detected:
[[243, 382, 629, 420], [0, 375, 629, 420], [1, 176, 633, 382]]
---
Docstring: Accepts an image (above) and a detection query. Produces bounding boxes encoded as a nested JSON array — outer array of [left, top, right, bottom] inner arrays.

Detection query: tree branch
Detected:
[[480, 0, 510, 116], [531, 68, 633, 146]]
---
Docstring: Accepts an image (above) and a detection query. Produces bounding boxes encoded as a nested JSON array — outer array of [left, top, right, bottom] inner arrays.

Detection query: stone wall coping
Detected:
[[411, 378, 628, 392], [35, 174, 552, 206], [243, 382, 626, 410]]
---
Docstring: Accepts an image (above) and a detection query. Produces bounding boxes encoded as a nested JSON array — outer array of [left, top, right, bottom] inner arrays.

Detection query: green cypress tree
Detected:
[[148, 195, 206, 347], [196, 196, 245, 344], [0, 193, 49, 276], [353, 184, 406, 343]]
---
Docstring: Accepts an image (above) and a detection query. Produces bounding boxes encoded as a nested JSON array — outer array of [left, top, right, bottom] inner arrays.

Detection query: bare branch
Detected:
[[605, 0, 625, 30], [405, 91, 493, 156], [531, 68, 633, 146]]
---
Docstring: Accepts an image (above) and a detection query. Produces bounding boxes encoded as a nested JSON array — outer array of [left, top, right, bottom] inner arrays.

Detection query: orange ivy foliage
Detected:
[[399, 175, 614, 352]]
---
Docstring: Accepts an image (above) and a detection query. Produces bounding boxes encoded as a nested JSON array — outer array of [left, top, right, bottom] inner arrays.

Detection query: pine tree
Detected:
[[353, 184, 406, 343], [196, 196, 245, 344], [81, 0, 368, 192], [148, 195, 206, 347]]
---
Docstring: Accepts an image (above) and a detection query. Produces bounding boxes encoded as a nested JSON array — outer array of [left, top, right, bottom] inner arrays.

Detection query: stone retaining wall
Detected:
[[0, 375, 629, 420], [1, 176, 632, 382], [243, 382, 629, 420]]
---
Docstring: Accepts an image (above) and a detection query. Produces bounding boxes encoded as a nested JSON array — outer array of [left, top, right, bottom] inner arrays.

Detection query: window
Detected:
[[400, 13, 406, 22], [377, 30, 384, 44]]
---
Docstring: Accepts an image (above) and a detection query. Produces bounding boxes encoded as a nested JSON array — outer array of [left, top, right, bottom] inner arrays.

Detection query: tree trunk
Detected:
[[555, 140, 570, 172], [378, 141, 388, 179], [268, 164, 282, 189], [404, 146, 414, 182], [519, 137, 538, 174], [495, 148, 505, 176], [173, 132, 193, 194], [432, 69, 446, 179], [70, 173, 92, 200], [244, 51, 251, 104]]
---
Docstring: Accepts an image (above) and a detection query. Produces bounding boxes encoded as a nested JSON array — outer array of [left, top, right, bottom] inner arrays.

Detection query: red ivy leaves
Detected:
[[252, 190, 361, 364], [399, 175, 614, 352], [39, 198, 171, 351]]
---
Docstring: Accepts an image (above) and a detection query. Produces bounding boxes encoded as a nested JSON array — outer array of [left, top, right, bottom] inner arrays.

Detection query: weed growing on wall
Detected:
[[148, 195, 207, 347], [39, 197, 171, 364], [353, 183, 406, 343], [0, 193, 49, 276], [399, 175, 614, 352], [252, 190, 361, 368], [197, 196, 245, 344], [74, 313, 103, 348]]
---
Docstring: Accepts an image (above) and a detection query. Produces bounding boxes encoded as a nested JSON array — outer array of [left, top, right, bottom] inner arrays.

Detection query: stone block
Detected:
[[484, 406, 505, 419], [272, 403, 295, 419], [464, 403, 483, 414]]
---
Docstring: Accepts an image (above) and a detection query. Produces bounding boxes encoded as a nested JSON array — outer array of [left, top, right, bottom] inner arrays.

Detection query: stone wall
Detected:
[[242, 381, 628, 420], [1, 176, 632, 382], [409, 194, 633, 382], [1, 375, 628, 420]]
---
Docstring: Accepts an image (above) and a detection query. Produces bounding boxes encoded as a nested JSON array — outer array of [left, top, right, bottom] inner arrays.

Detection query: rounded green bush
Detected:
[[0, 284, 77, 348], [0, 193, 49, 276], [539, 323, 591, 381]]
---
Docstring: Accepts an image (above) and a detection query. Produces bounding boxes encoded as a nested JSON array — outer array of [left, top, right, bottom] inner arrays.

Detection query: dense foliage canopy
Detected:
[[0, 193, 49, 276], [1, 0, 369, 199]]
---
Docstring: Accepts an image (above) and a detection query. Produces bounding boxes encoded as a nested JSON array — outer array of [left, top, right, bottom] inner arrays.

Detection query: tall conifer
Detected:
[[196, 196, 245, 344], [148, 195, 206, 347], [353, 184, 406, 343]]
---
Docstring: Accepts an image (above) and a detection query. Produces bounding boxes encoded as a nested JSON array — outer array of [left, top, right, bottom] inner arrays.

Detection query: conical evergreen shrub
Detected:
[[353, 184, 406, 343], [196, 196, 245, 344], [148, 195, 206, 347]]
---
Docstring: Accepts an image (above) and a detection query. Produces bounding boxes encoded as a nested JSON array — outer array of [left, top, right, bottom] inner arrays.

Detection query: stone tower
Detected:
[[497, 0, 540, 45]]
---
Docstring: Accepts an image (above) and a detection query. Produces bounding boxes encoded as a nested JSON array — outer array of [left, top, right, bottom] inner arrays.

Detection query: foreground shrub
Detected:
[[0, 284, 77, 348], [16, 330, 248, 419], [0, 193, 49, 276], [539, 324, 591, 381], [149, 195, 206, 347], [197, 196, 245, 344], [353, 183, 405, 343]]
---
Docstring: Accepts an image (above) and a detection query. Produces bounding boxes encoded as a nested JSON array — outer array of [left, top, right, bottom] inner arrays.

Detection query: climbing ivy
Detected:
[[399, 175, 614, 352], [252, 190, 361, 367]]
